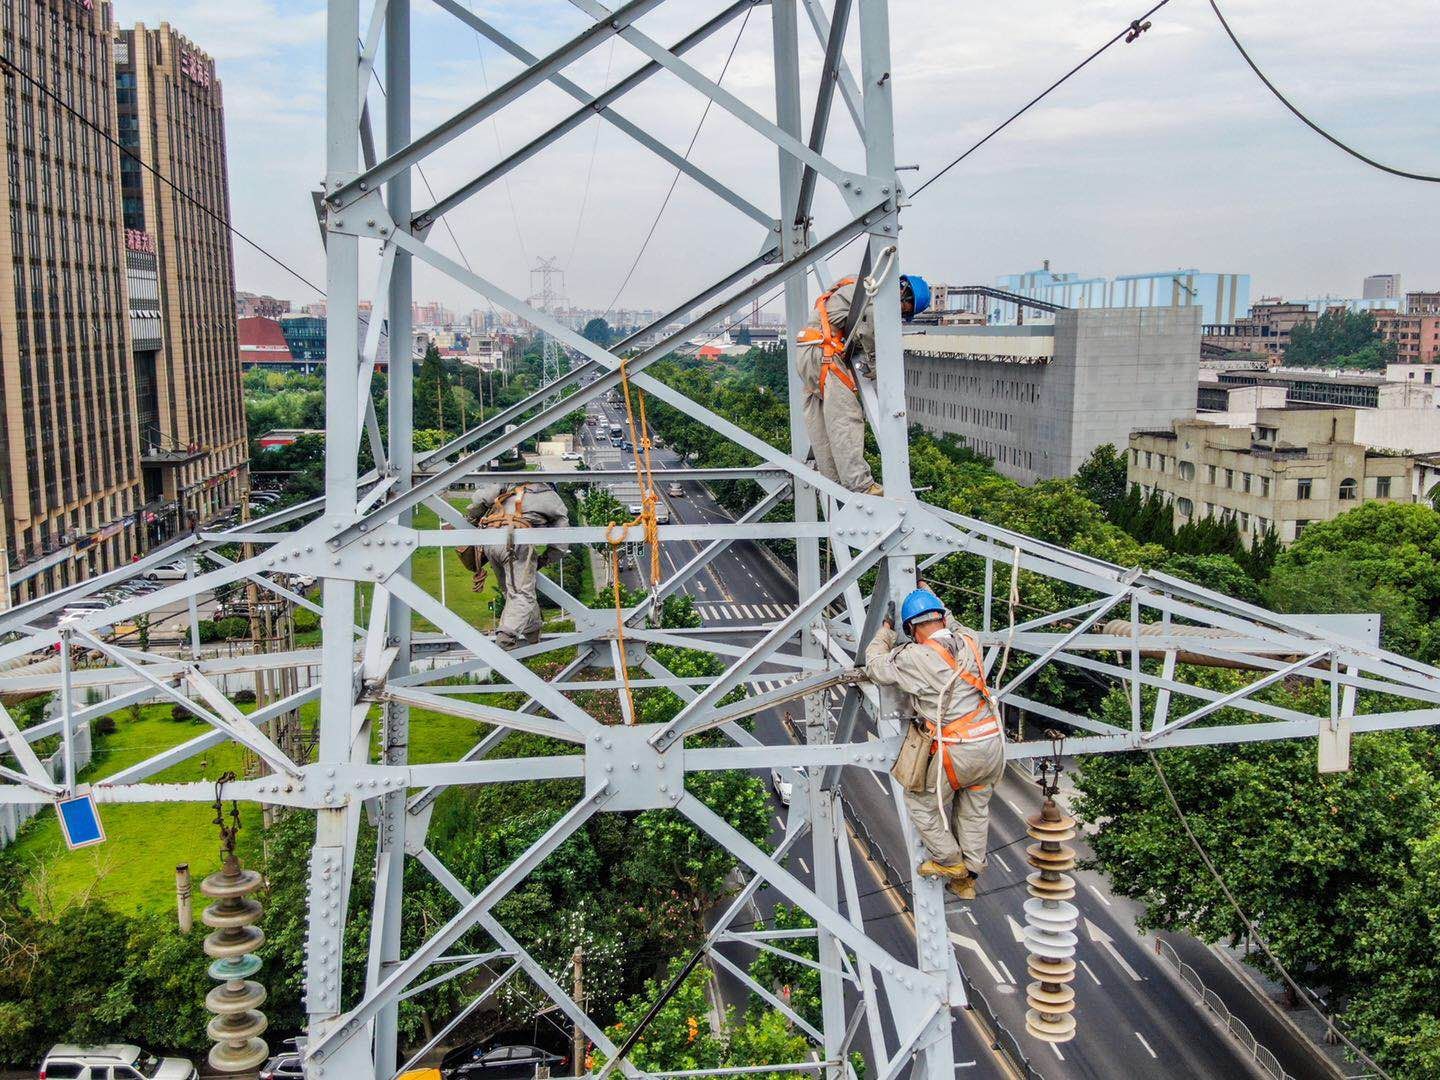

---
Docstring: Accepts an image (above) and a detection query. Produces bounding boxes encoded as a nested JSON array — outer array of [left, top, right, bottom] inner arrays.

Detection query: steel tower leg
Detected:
[[372, 0, 414, 1071]]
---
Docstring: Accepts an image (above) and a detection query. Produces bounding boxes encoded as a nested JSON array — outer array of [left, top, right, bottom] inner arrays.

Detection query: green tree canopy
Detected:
[[583, 318, 613, 347], [1284, 309, 1395, 369]]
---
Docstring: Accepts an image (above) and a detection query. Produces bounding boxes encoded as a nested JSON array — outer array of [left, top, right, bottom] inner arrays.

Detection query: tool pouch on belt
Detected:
[[891, 719, 933, 794], [457, 545, 480, 574]]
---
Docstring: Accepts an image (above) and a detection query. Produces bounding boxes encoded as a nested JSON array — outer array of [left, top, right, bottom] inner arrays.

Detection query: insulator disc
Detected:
[[208, 1037, 269, 1073], [200, 867, 263, 900], [1026, 982, 1076, 1009], [206, 979, 268, 1014], [204, 925, 265, 960], [1026, 871, 1076, 899], [202, 897, 263, 929], [1026, 815, 1076, 841], [1024, 927, 1078, 959], [207, 1009, 269, 1043], [1026, 843, 1077, 870], [1023, 898, 1079, 928], [1027, 957, 1076, 982], [1025, 1010, 1076, 1043]]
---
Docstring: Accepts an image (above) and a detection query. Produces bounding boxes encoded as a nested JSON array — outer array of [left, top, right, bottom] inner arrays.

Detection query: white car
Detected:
[[771, 768, 793, 806], [149, 561, 190, 581], [40, 1043, 198, 1079], [561, 451, 582, 461]]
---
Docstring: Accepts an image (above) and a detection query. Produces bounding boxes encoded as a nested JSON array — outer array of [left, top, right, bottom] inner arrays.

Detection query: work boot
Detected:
[[865, 482, 884, 496], [526, 629, 542, 645], [918, 859, 969, 880], [946, 871, 977, 901]]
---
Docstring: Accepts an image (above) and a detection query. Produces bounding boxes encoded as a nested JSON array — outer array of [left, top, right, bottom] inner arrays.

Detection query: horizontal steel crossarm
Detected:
[[387, 574, 602, 735], [652, 527, 901, 750], [459, 467, 793, 485], [419, 0, 770, 229], [707, 947, 824, 1043], [330, 0, 664, 207], [306, 789, 607, 1068], [393, 962, 521, 1079], [414, 522, 828, 547], [568, 0, 862, 191], [383, 684, 583, 743], [405, 650, 595, 815], [1140, 649, 1332, 742], [73, 629, 301, 779], [676, 792, 942, 999], [685, 740, 896, 772], [417, 246, 780, 469], [657, 669, 859, 739], [624, 627, 826, 669], [994, 592, 1129, 699], [645, 482, 792, 611], [406, 675, 793, 694], [646, 1065, 834, 1078], [356, 204, 885, 543]]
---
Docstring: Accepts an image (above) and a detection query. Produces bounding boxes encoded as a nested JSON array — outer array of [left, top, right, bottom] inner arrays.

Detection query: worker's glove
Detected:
[[472, 566, 488, 593], [853, 357, 875, 381]]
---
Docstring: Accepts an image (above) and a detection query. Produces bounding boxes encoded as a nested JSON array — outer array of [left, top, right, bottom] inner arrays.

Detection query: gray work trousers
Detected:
[[483, 543, 541, 648], [903, 735, 1005, 875], [796, 342, 874, 493]]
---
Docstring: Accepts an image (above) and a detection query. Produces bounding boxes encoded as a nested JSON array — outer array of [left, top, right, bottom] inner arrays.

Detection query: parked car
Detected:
[[39, 1043, 197, 1079], [439, 1043, 568, 1079], [561, 450, 582, 461], [258, 1038, 305, 1080], [667, 482, 685, 497], [771, 768, 793, 806], [149, 561, 190, 581], [58, 598, 110, 613]]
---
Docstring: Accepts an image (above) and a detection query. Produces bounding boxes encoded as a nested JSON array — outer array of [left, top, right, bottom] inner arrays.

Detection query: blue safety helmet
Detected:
[[900, 274, 932, 316], [899, 588, 945, 631]]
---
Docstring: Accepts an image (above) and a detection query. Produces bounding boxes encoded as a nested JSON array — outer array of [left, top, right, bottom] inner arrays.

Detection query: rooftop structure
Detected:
[[994, 266, 1249, 325], [1363, 274, 1403, 300], [238, 316, 300, 370]]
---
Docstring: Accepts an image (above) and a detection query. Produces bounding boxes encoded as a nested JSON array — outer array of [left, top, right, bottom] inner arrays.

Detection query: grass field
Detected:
[[3, 495, 596, 915]]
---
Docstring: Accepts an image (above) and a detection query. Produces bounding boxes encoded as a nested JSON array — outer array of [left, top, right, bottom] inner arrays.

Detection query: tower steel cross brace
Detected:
[[1, 4, 1440, 1080]]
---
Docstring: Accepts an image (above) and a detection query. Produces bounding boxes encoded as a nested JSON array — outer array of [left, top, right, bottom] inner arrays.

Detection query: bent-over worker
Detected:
[[463, 481, 570, 649], [865, 587, 1004, 899], [795, 273, 930, 495]]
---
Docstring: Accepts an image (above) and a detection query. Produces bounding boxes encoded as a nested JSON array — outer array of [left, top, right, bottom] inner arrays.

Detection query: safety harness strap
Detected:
[[797, 278, 861, 400], [919, 635, 1001, 789]]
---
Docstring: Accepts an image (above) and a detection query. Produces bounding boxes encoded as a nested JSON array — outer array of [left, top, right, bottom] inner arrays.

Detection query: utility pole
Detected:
[[571, 945, 585, 1075]]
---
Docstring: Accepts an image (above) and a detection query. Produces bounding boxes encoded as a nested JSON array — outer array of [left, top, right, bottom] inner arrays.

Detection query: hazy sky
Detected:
[[118, 0, 1440, 314]]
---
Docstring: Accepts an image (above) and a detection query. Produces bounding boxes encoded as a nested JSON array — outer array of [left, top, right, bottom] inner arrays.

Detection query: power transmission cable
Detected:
[[0, 53, 326, 297], [603, 5, 755, 318], [463, 0, 531, 268], [910, 0, 1171, 199], [1207, 0, 1440, 184], [566, 39, 618, 272], [1147, 750, 1393, 1080]]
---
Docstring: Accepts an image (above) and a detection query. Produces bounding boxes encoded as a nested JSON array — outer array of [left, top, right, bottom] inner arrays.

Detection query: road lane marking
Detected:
[[1134, 1032, 1158, 1058], [799, 857, 810, 874], [991, 852, 1012, 874], [1002, 797, 1026, 816], [996, 959, 1016, 985], [1084, 917, 1144, 981], [1004, 915, 1025, 943], [1079, 959, 1102, 986], [964, 909, 978, 927], [1049, 1044, 1064, 1061], [869, 769, 887, 794], [1085, 880, 1113, 907], [948, 932, 1007, 984]]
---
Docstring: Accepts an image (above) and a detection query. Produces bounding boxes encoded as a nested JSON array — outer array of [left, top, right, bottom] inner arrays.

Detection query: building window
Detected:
[[1376, 476, 1392, 498], [1294, 519, 1312, 539], [1258, 516, 1269, 533], [1177, 497, 1193, 516], [1206, 465, 1217, 483], [1224, 468, 1234, 489], [1296, 478, 1312, 500], [1242, 472, 1252, 494], [1240, 512, 1249, 531], [1144, 451, 1152, 468], [1338, 477, 1358, 501], [1179, 461, 1195, 481], [1261, 475, 1271, 497]]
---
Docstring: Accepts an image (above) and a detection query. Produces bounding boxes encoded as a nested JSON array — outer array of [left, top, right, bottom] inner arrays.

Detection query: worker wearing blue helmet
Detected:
[[865, 584, 1004, 900], [794, 272, 931, 496]]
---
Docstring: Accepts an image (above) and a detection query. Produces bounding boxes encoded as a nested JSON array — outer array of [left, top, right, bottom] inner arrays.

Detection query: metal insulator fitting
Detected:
[[200, 854, 269, 1072]]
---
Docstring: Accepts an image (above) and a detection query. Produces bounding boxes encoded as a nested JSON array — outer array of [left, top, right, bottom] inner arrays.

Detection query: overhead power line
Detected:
[[0, 54, 326, 297], [1206, 0, 1440, 184]]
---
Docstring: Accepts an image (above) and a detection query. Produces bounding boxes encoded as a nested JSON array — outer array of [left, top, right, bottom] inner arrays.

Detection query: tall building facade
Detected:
[[0, 0, 145, 600], [1363, 274, 1402, 300], [117, 23, 247, 541]]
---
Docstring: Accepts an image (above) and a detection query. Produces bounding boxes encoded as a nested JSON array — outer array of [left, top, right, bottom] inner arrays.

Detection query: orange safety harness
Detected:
[[796, 277, 859, 397], [919, 634, 1001, 790]]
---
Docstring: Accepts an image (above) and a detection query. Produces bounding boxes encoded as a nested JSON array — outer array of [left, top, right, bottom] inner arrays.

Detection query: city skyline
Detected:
[[119, 0, 1439, 314]]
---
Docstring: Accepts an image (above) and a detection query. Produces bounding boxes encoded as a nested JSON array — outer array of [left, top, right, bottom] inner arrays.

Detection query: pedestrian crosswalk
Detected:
[[695, 602, 795, 623]]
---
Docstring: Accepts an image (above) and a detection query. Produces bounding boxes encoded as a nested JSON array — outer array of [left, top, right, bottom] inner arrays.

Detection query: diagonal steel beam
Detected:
[[382, 684, 587, 743], [419, 0, 771, 229], [1141, 650, 1332, 743], [651, 527, 901, 750], [794, 0, 856, 224], [306, 790, 607, 1067], [330, 0, 665, 207], [801, 0, 864, 136]]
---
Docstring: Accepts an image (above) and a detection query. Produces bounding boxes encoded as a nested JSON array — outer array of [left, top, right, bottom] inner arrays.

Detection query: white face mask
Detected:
[[930, 627, 954, 641]]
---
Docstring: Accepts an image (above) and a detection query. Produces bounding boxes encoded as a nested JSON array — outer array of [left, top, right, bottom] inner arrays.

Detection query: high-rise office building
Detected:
[[1363, 274, 1402, 301], [0, 0, 145, 600], [117, 23, 247, 542]]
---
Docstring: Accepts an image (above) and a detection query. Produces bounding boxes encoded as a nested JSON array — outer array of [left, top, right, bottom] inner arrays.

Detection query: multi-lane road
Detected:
[[575, 398, 1328, 1080]]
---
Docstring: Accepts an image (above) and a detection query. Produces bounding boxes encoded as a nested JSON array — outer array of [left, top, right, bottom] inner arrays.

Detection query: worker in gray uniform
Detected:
[[795, 273, 930, 495], [865, 587, 1004, 899], [462, 481, 570, 649]]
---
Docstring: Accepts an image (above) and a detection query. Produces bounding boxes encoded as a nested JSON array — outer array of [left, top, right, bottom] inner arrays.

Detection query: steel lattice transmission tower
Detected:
[[0, 4, 1438, 1080], [529, 256, 569, 389]]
